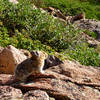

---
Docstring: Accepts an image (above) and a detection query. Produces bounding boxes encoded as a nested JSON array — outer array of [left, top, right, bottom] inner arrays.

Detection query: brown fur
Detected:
[[14, 51, 48, 82]]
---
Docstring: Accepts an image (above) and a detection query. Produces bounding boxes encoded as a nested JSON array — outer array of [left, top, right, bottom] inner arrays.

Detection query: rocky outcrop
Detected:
[[0, 86, 23, 100], [0, 46, 100, 100], [41, 6, 100, 42], [0, 45, 29, 74], [81, 32, 100, 48], [1, 61, 100, 99], [44, 55, 63, 70], [75, 19, 100, 40], [12, 60, 100, 100]]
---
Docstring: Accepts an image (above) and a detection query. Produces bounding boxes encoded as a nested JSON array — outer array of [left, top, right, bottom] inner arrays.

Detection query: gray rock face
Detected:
[[44, 55, 63, 70], [75, 19, 100, 40]]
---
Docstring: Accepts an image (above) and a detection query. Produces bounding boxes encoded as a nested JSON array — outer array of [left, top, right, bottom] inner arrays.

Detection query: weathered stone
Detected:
[[0, 45, 100, 100], [81, 32, 100, 48], [13, 78, 100, 100], [1, 73, 100, 100], [0, 86, 23, 100], [0, 45, 28, 74], [10, 60, 100, 100], [75, 19, 100, 40], [49, 60, 100, 85], [44, 55, 63, 70], [23, 90, 49, 100]]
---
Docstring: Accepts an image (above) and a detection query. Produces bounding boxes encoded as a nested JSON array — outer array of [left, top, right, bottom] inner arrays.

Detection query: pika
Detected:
[[14, 51, 48, 82]]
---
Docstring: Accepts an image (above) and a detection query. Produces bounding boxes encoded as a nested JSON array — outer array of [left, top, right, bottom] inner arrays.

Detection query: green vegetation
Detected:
[[41, 0, 100, 20], [0, 0, 100, 67]]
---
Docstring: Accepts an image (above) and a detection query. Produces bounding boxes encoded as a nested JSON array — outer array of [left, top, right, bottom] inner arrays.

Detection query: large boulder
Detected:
[[44, 55, 63, 70], [0, 45, 29, 74], [49, 60, 100, 84], [0, 86, 22, 100], [7, 60, 100, 100]]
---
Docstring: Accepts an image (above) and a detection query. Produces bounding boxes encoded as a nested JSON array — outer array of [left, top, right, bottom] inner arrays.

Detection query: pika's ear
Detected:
[[35, 51, 40, 56], [31, 51, 40, 57]]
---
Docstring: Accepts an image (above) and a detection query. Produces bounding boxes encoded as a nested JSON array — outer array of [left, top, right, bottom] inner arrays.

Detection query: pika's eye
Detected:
[[30, 51, 35, 55], [35, 51, 39, 56]]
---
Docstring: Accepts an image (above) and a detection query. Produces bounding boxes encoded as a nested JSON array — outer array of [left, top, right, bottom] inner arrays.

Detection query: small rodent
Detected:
[[14, 51, 48, 82]]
